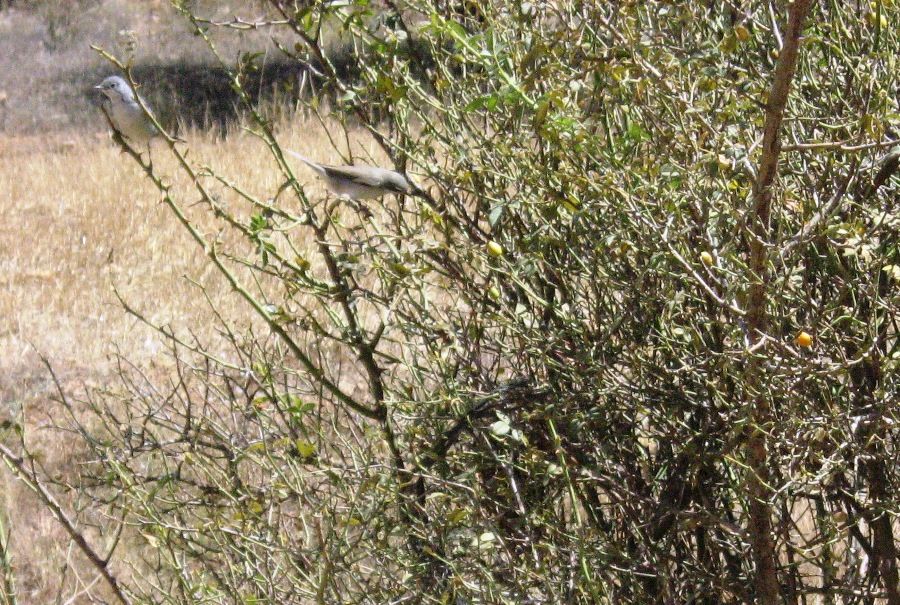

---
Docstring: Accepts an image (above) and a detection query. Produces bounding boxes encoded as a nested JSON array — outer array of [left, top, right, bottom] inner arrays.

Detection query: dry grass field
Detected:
[[0, 115, 382, 604], [0, 3, 394, 599]]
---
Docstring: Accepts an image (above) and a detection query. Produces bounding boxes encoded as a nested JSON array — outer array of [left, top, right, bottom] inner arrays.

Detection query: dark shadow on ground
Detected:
[[81, 53, 359, 135]]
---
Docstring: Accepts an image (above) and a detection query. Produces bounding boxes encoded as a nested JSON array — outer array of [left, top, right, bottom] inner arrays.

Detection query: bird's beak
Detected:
[[93, 85, 103, 90]]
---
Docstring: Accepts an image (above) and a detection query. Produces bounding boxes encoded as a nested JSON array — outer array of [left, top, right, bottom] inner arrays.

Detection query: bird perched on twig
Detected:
[[95, 76, 163, 147], [286, 149, 416, 200]]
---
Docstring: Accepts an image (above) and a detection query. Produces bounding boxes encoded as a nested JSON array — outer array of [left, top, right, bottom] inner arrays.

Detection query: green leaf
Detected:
[[249, 213, 268, 233], [490, 413, 511, 436], [488, 205, 504, 226], [465, 93, 500, 112], [295, 439, 316, 458]]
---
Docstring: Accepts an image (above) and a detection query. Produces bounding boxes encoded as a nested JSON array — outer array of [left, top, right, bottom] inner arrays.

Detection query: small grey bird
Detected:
[[287, 149, 414, 200], [95, 76, 159, 145]]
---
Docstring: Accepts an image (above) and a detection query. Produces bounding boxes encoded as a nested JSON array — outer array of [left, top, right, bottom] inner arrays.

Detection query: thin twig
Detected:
[[0, 437, 131, 605]]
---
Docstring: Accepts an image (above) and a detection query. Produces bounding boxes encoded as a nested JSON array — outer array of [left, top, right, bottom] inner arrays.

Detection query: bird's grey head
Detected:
[[94, 76, 136, 102]]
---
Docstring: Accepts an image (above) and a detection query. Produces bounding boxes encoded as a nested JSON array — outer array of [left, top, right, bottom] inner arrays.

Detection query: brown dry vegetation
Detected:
[[1, 119, 396, 602], [0, 4, 374, 598], [0, 2, 406, 597]]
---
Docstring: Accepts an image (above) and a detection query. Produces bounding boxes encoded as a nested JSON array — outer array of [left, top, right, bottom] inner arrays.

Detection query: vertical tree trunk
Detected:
[[865, 454, 900, 605], [744, 2, 813, 602], [851, 157, 900, 605]]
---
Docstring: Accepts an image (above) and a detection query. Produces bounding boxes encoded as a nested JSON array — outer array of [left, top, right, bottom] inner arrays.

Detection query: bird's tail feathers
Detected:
[[286, 149, 327, 178]]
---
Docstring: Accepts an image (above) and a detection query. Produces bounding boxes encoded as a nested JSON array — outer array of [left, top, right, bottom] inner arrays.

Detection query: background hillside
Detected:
[[0, 0, 325, 138]]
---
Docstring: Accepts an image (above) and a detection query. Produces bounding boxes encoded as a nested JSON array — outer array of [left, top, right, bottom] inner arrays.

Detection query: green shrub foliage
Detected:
[[27, 1, 900, 603]]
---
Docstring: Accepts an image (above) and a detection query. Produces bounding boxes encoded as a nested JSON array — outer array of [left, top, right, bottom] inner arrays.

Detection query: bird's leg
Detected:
[[390, 194, 407, 234], [325, 195, 343, 217], [144, 144, 154, 172], [273, 179, 293, 208], [352, 199, 373, 220], [337, 194, 372, 220], [324, 195, 372, 220]]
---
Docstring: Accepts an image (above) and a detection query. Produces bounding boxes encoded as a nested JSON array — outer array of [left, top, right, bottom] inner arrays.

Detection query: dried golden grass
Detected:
[[0, 113, 388, 602], [1, 117, 384, 370], [0, 3, 393, 600]]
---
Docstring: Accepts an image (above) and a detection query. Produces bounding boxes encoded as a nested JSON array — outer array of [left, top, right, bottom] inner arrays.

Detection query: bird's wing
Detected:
[[323, 164, 410, 193], [323, 165, 385, 187], [287, 150, 411, 193], [132, 97, 161, 133], [99, 99, 120, 134]]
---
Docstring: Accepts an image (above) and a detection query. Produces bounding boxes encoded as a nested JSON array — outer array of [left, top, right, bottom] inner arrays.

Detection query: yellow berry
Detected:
[[866, 11, 888, 28], [486, 241, 504, 258], [795, 331, 813, 348], [700, 251, 714, 267], [734, 25, 751, 42]]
